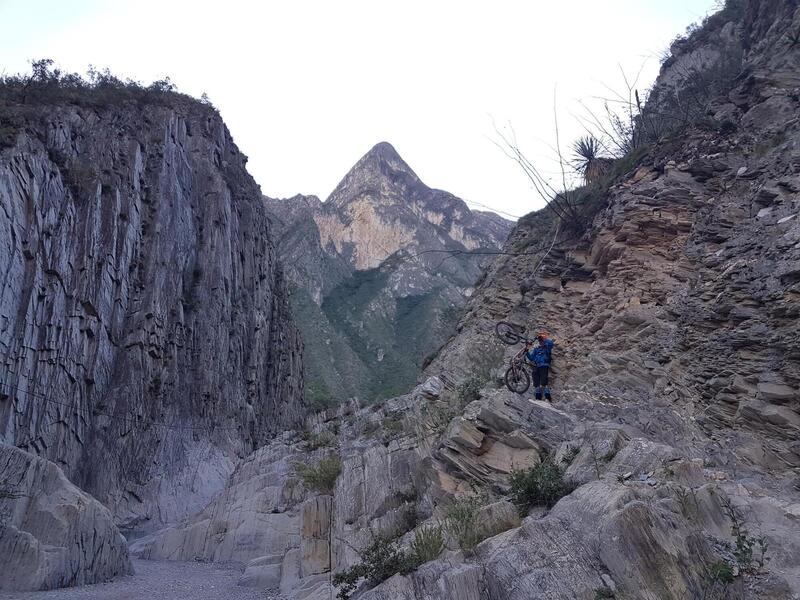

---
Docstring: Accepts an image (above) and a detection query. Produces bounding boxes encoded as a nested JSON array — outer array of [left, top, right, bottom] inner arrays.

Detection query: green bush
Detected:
[[0, 59, 211, 113], [333, 525, 445, 599], [708, 560, 734, 585], [333, 536, 417, 600], [411, 525, 444, 564], [509, 460, 575, 515], [294, 456, 342, 495], [721, 497, 769, 574], [306, 430, 336, 450], [443, 496, 487, 552], [456, 377, 483, 404]]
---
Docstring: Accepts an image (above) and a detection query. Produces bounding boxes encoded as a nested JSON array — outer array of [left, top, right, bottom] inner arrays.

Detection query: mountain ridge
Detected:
[[265, 141, 513, 406]]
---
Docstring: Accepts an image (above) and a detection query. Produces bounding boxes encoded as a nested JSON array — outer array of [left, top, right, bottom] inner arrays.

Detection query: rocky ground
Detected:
[[0, 559, 272, 600]]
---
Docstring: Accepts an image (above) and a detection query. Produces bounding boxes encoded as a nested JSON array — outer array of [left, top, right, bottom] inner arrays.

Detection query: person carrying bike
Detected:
[[526, 330, 554, 401]]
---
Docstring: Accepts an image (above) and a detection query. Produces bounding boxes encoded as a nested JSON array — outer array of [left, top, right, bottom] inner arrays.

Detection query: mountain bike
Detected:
[[495, 321, 528, 345], [495, 321, 535, 393]]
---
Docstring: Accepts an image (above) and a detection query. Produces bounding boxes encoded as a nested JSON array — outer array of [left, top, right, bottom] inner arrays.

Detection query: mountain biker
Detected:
[[526, 331, 554, 401]]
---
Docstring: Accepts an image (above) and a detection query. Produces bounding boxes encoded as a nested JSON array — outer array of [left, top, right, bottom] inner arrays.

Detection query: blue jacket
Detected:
[[527, 339, 554, 367]]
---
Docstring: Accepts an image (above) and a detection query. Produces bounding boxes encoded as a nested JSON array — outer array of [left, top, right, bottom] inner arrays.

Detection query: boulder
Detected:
[[477, 500, 521, 537], [238, 554, 283, 588], [419, 376, 445, 399], [0, 444, 132, 591]]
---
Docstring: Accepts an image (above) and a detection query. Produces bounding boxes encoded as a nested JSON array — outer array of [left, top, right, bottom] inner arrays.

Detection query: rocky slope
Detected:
[[265, 143, 512, 407], [0, 91, 304, 534], [137, 2, 800, 599], [0, 443, 132, 591]]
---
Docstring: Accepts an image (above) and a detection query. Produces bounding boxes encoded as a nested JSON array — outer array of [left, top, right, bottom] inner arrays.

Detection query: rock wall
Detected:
[[0, 443, 132, 591], [429, 0, 800, 470], [0, 96, 304, 531]]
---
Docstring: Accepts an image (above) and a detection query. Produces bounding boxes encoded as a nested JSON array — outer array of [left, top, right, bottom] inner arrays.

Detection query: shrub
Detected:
[[456, 377, 483, 404], [509, 460, 575, 515], [720, 497, 769, 574], [0, 59, 212, 113], [411, 525, 444, 564], [306, 430, 336, 450], [333, 536, 417, 600], [708, 560, 734, 585], [294, 456, 342, 494], [703, 559, 737, 600], [594, 587, 615, 599], [443, 496, 487, 552]]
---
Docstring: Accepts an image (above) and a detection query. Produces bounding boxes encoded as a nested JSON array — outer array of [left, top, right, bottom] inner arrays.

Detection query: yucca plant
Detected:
[[443, 496, 486, 552], [571, 136, 611, 184], [411, 525, 444, 564]]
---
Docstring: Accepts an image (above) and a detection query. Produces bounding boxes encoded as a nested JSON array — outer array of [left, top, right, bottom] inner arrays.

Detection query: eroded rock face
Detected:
[[0, 98, 304, 531], [264, 143, 513, 406], [428, 0, 800, 472], [137, 396, 425, 600], [0, 443, 132, 591]]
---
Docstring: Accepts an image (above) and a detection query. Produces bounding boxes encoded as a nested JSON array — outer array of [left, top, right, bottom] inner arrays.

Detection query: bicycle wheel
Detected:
[[505, 366, 530, 394], [495, 321, 525, 345]]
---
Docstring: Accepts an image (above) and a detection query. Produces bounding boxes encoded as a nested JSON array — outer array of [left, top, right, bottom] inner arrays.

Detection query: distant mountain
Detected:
[[265, 142, 513, 406]]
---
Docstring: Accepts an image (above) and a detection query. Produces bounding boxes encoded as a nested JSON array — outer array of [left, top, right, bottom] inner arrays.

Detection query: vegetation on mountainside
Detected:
[[333, 536, 417, 600], [497, 0, 747, 233], [0, 58, 213, 111], [720, 496, 769, 574], [333, 525, 444, 600], [411, 525, 445, 564], [321, 261, 463, 404], [443, 495, 489, 552], [294, 456, 342, 494], [665, 0, 746, 62], [571, 136, 612, 184], [509, 459, 575, 515], [333, 494, 492, 599], [290, 287, 366, 410]]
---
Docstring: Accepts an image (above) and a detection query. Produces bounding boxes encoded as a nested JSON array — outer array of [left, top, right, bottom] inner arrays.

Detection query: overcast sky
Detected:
[[2, 0, 716, 219]]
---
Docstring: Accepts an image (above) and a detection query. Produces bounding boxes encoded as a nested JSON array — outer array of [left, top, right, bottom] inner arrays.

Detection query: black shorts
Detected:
[[533, 366, 549, 387]]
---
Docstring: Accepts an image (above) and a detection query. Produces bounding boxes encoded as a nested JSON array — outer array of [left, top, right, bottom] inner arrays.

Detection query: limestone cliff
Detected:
[[265, 143, 512, 407], [0, 92, 304, 533], [0, 443, 132, 591]]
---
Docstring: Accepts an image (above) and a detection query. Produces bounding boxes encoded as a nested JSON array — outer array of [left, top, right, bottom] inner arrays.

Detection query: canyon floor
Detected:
[[0, 559, 274, 600]]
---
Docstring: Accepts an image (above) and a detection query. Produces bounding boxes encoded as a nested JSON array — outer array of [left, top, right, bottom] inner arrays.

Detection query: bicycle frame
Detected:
[[506, 345, 533, 389]]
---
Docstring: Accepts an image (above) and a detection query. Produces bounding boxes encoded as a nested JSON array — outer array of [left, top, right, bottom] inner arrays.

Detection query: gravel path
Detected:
[[0, 559, 283, 600]]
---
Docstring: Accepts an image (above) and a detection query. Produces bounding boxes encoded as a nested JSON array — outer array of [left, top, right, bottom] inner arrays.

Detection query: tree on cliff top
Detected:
[[0, 58, 215, 112]]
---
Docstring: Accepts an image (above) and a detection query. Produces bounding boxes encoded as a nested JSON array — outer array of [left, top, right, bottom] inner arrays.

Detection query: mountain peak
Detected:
[[364, 141, 402, 161], [326, 141, 420, 207], [355, 141, 414, 175]]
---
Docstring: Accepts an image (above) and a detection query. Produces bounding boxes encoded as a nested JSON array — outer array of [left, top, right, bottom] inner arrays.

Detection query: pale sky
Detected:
[[1, 0, 716, 219]]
